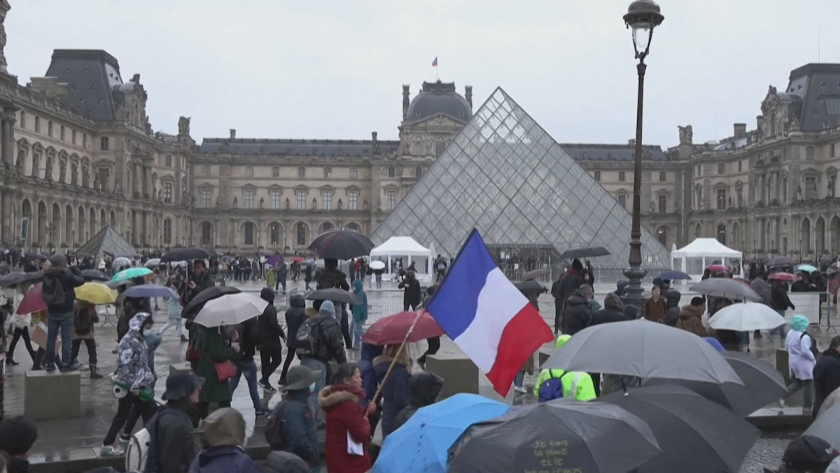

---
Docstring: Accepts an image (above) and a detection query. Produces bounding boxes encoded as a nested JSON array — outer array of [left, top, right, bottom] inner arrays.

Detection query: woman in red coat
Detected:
[[319, 362, 374, 473]]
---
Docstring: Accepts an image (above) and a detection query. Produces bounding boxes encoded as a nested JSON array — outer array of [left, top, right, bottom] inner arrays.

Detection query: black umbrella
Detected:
[[161, 248, 213, 263], [305, 287, 362, 305], [308, 228, 374, 260], [513, 280, 547, 296], [558, 246, 610, 260], [643, 352, 787, 417], [0, 271, 43, 288], [81, 269, 110, 282], [24, 252, 48, 261], [181, 286, 242, 319], [449, 401, 661, 473], [601, 384, 759, 473], [765, 256, 796, 268]]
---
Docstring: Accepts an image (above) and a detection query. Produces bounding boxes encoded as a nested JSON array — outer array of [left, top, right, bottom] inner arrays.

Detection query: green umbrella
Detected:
[[112, 267, 152, 283]]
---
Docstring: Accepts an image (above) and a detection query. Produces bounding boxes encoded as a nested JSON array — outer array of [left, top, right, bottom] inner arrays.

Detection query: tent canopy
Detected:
[[76, 225, 137, 259], [671, 238, 742, 259], [370, 236, 432, 257]]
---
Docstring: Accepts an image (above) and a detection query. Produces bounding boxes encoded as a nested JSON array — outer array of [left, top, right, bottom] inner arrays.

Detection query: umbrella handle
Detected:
[[365, 309, 426, 417]]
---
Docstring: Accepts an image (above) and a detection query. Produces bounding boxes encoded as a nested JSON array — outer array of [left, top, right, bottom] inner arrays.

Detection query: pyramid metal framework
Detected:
[[371, 88, 671, 269], [76, 225, 137, 259]]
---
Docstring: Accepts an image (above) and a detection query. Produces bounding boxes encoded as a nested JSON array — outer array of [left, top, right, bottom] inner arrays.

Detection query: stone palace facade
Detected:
[[1, 0, 839, 261]]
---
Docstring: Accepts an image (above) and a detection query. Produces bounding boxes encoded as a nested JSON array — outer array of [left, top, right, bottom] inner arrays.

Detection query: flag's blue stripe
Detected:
[[427, 231, 497, 339]]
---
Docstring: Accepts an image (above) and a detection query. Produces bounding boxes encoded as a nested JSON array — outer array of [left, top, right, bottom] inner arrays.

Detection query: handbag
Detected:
[[214, 360, 236, 381]]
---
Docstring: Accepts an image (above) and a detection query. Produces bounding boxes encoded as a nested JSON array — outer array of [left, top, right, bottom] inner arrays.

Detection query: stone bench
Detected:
[[168, 362, 193, 377], [776, 348, 790, 385], [25, 370, 81, 420], [425, 354, 478, 399]]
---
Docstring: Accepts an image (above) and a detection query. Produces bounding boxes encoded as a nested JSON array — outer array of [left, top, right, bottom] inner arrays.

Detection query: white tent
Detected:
[[370, 236, 434, 278], [671, 238, 743, 280]]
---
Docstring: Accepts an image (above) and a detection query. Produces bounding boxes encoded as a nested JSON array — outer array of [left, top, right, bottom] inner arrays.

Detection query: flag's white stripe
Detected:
[[451, 268, 529, 373]]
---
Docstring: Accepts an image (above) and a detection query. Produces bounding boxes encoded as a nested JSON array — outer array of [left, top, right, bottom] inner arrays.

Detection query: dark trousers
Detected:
[[338, 305, 353, 348], [199, 400, 231, 419], [259, 349, 283, 383], [419, 336, 441, 366], [404, 302, 418, 312], [8, 327, 36, 361], [280, 349, 298, 382], [103, 393, 157, 445], [71, 339, 98, 365], [554, 301, 564, 332]]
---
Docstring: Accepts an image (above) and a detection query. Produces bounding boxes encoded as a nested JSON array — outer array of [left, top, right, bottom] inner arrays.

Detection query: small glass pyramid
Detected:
[[371, 87, 670, 270]]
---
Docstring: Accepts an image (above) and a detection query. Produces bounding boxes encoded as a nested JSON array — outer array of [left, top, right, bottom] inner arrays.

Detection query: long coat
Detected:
[[319, 385, 372, 473], [196, 327, 238, 403]]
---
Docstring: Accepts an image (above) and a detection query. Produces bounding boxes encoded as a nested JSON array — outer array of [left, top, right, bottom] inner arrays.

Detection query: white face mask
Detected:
[[309, 382, 316, 392]]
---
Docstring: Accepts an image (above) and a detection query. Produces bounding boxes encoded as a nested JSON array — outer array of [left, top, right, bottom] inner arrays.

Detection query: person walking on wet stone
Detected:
[[279, 294, 306, 386], [783, 315, 817, 413], [70, 299, 102, 379], [196, 324, 240, 419], [398, 270, 422, 312], [258, 287, 286, 393], [266, 365, 322, 471], [813, 336, 840, 418], [144, 372, 203, 473], [555, 259, 586, 334]]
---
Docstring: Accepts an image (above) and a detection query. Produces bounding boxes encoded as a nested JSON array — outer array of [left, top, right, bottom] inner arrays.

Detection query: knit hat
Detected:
[[792, 315, 810, 332], [49, 253, 66, 268], [0, 416, 38, 455]]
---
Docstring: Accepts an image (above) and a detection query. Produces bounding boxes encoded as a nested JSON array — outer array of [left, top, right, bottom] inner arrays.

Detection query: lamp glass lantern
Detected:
[[624, 0, 664, 59]]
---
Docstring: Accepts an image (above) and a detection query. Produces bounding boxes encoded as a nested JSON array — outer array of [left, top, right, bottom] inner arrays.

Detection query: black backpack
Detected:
[[265, 400, 289, 450], [295, 319, 321, 358], [800, 332, 820, 359], [42, 275, 67, 308], [74, 308, 92, 335]]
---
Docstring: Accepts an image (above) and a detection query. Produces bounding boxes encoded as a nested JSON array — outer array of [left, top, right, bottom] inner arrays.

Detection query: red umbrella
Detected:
[[768, 272, 800, 282], [17, 284, 46, 315], [363, 310, 446, 346], [707, 264, 728, 272], [291, 257, 305, 263]]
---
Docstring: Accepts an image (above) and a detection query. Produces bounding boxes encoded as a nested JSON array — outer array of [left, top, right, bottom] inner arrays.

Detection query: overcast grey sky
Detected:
[[7, 1, 840, 148]]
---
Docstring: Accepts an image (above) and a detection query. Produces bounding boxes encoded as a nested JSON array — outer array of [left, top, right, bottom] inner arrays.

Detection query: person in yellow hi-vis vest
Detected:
[[533, 334, 597, 402]]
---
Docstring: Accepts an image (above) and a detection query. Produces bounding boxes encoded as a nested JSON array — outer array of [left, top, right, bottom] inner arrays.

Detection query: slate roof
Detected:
[[44, 50, 123, 122], [561, 143, 669, 162], [197, 139, 400, 158], [784, 63, 840, 132], [405, 81, 472, 123]]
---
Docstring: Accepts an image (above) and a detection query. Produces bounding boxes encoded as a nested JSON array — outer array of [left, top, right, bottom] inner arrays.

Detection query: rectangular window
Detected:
[[272, 166, 279, 177], [323, 191, 333, 210], [297, 190, 306, 210], [35, 116, 40, 133], [245, 189, 255, 209], [807, 147, 815, 160], [83, 133, 87, 148], [833, 144, 838, 158], [48, 121, 53, 137], [738, 160, 743, 172], [617, 194, 626, 209], [176, 156, 181, 169], [717, 189, 726, 209], [298, 167, 305, 178], [100, 137, 109, 151], [349, 191, 358, 210], [72, 129, 76, 144], [659, 171, 666, 182], [718, 163, 725, 175], [658, 195, 667, 213], [164, 182, 172, 203], [386, 190, 397, 210], [165, 155, 172, 167], [594, 171, 600, 182], [246, 166, 254, 177], [163, 219, 172, 245], [435, 142, 446, 156], [19, 110, 24, 129], [350, 168, 357, 179], [203, 165, 210, 176], [201, 189, 212, 208], [60, 125, 65, 141], [618, 171, 625, 182], [826, 97, 840, 116], [270, 190, 281, 209]]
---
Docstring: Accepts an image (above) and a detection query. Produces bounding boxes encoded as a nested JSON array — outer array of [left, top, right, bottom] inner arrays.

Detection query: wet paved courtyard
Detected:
[[4, 279, 827, 470]]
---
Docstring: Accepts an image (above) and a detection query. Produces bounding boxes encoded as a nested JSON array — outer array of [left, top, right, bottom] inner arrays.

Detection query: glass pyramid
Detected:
[[371, 88, 670, 270]]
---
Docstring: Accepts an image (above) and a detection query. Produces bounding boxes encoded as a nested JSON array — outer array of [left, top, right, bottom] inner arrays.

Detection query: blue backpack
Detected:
[[538, 371, 565, 403]]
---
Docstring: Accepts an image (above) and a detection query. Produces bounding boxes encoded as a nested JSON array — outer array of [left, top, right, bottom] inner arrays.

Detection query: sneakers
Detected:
[[44, 363, 56, 372], [180, 335, 189, 342], [258, 380, 277, 393], [100, 444, 125, 456], [514, 386, 527, 394], [119, 433, 132, 443], [255, 408, 268, 416], [59, 361, 81, 372]]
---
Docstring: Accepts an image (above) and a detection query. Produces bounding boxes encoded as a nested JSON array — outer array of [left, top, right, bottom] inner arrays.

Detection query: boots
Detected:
[[90, 364, 103, 379]]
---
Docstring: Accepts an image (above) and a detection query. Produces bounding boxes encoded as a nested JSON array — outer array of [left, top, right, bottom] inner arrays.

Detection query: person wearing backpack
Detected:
[[265, 365, 321, 471], [258, 288, 286, 394], [279, 294, 306, 386], [41, 253, 85, 372], [142, 371, 202, 473], [783, 315, 817, 413], [533, 335, 597, 402], [70, 300, 102, 379], [297, 300, 346, 428]]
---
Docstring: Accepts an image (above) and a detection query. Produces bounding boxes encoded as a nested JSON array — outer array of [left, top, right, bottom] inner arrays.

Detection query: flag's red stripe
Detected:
[[485, 304, 554, 397]]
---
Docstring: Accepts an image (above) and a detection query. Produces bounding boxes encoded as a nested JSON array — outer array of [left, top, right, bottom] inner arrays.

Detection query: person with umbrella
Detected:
[[562, 285, 595, 336], [555, 258, 586, 334], [181, 260, 215, 307], [770, 278, 796, 341], [315, 259, 352, 349], [303, 262, 313, 291], [373, 345, 411, 439], [274, 262, 287, 293], [159, 281, 188, 342], [676, 297, 712, 337], [41, 254, 85, 372], [298, 300, 346, 427], [229, 311, 267, 417], [813, 336, 840, 418], [196, 323, 241, 419], [257, 287, 286, 393], [265, 365, 322, 470]]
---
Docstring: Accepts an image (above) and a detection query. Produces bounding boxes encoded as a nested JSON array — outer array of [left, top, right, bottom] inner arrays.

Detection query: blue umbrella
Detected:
[[124, 284, 177, 299], [658, 270, 692, 280], [373, 393, 510, 473]]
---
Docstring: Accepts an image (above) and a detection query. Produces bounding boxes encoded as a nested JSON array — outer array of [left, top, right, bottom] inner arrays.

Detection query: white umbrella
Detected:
[[369, 261, 386, 270], [144, 258, 162, 268], [708, 302, 787, 331], [194, 293, 268, 328]]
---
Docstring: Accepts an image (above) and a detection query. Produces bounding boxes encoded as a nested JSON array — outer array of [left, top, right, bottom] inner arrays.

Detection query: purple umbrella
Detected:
[[268, 254, 284, 267]]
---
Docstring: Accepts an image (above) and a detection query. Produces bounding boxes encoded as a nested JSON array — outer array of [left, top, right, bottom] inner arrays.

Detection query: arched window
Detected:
[[716, 224, 726, 245], [415, 167, 423, 178], [347, 222, 361, 233], [296, 223, 308, 246], [244, 222, 255, 245], [270, 223, 281, 246], [201, 222, 212, 245], [388, 167, 396, 178], [163, 219, 172, 244]]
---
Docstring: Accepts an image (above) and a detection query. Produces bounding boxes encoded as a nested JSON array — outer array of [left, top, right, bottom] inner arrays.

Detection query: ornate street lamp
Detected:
[[623, 0, 664, 310]]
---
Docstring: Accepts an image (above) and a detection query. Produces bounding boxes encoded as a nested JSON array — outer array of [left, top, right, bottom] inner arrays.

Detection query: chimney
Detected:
[[628, 139, 636, 146], [465, 85, 473, 108], [402, 85, 410, 119], [756, 115, 764, 132], [229, 129, 236, 139], [733, 123, 747, 138], [371, 131, 378, 143]]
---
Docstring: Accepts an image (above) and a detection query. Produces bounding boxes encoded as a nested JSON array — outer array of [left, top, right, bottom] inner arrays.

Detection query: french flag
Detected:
[[426, 229, 554, 396]]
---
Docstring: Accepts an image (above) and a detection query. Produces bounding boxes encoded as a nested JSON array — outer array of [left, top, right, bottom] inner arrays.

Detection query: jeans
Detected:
[[514, 371, 525, 388], [300, 357, 327, 427], [259, 349, 283, 384], [769, 310, 787, 338], [46, 314, 73, 366], [230, 360, 262, 410], [70, 339, 98, 365], [159, 318, 186, 337], [375, 274, 382, 289], [103, 393, 157, 446], [351, 319, 365, 349]]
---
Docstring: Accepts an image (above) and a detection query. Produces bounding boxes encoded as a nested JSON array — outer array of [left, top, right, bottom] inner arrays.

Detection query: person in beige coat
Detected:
[[676, 297, 712, 337]]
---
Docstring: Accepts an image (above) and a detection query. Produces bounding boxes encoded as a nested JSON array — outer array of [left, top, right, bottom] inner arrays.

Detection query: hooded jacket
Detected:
[[42, 265, 85, 316], [771, 284, 796, 312], [814, 350, 840, 417], [117, 312, 155, 391], [393, 371, 444, 431], [284, 295, 306, 353], [258, 288, 285, 352], [305, 302, 346, 364], [188, 446, 259, 473], [270, 389, 320, 469], [662, 290, 682, 326], [373, 354, 411, 437], [319, 385, 372, 473], [398, 277, 422, 307], [534, 335, 597, 401], [677, 304, 711, 337], [351, 280, 368, 323], [590, 293, 627, 326], [556, 266, 585, 307], [259, 451, 310, 473], [562, 291, 593, 335]]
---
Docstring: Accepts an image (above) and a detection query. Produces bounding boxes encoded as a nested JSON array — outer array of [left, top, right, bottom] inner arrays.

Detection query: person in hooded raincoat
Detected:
[[784, 315, 817, 412], [189, 408, 260, 473], [661, 289, 682, 326], [350, 280, 368, 350], [534, 335, 597, 401]]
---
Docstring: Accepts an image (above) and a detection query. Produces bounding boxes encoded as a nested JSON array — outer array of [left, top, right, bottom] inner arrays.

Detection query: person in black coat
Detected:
[[393, 371, 444, 431], [562, 285, 594, 335], [662, 289, 682, 326], [144, 372, 202, 473], [259, 287, 286, 392], [269, 365, 322, 470], [770, 281, 795, 340], [555, 259, 586, 333], [316, 259, 352, 349], [590, 292, 627, 326], [373, 346, 411, 438], [280, 294, 307, 385], [398, 271, 422, 311], [813, 336, 840, 417]]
